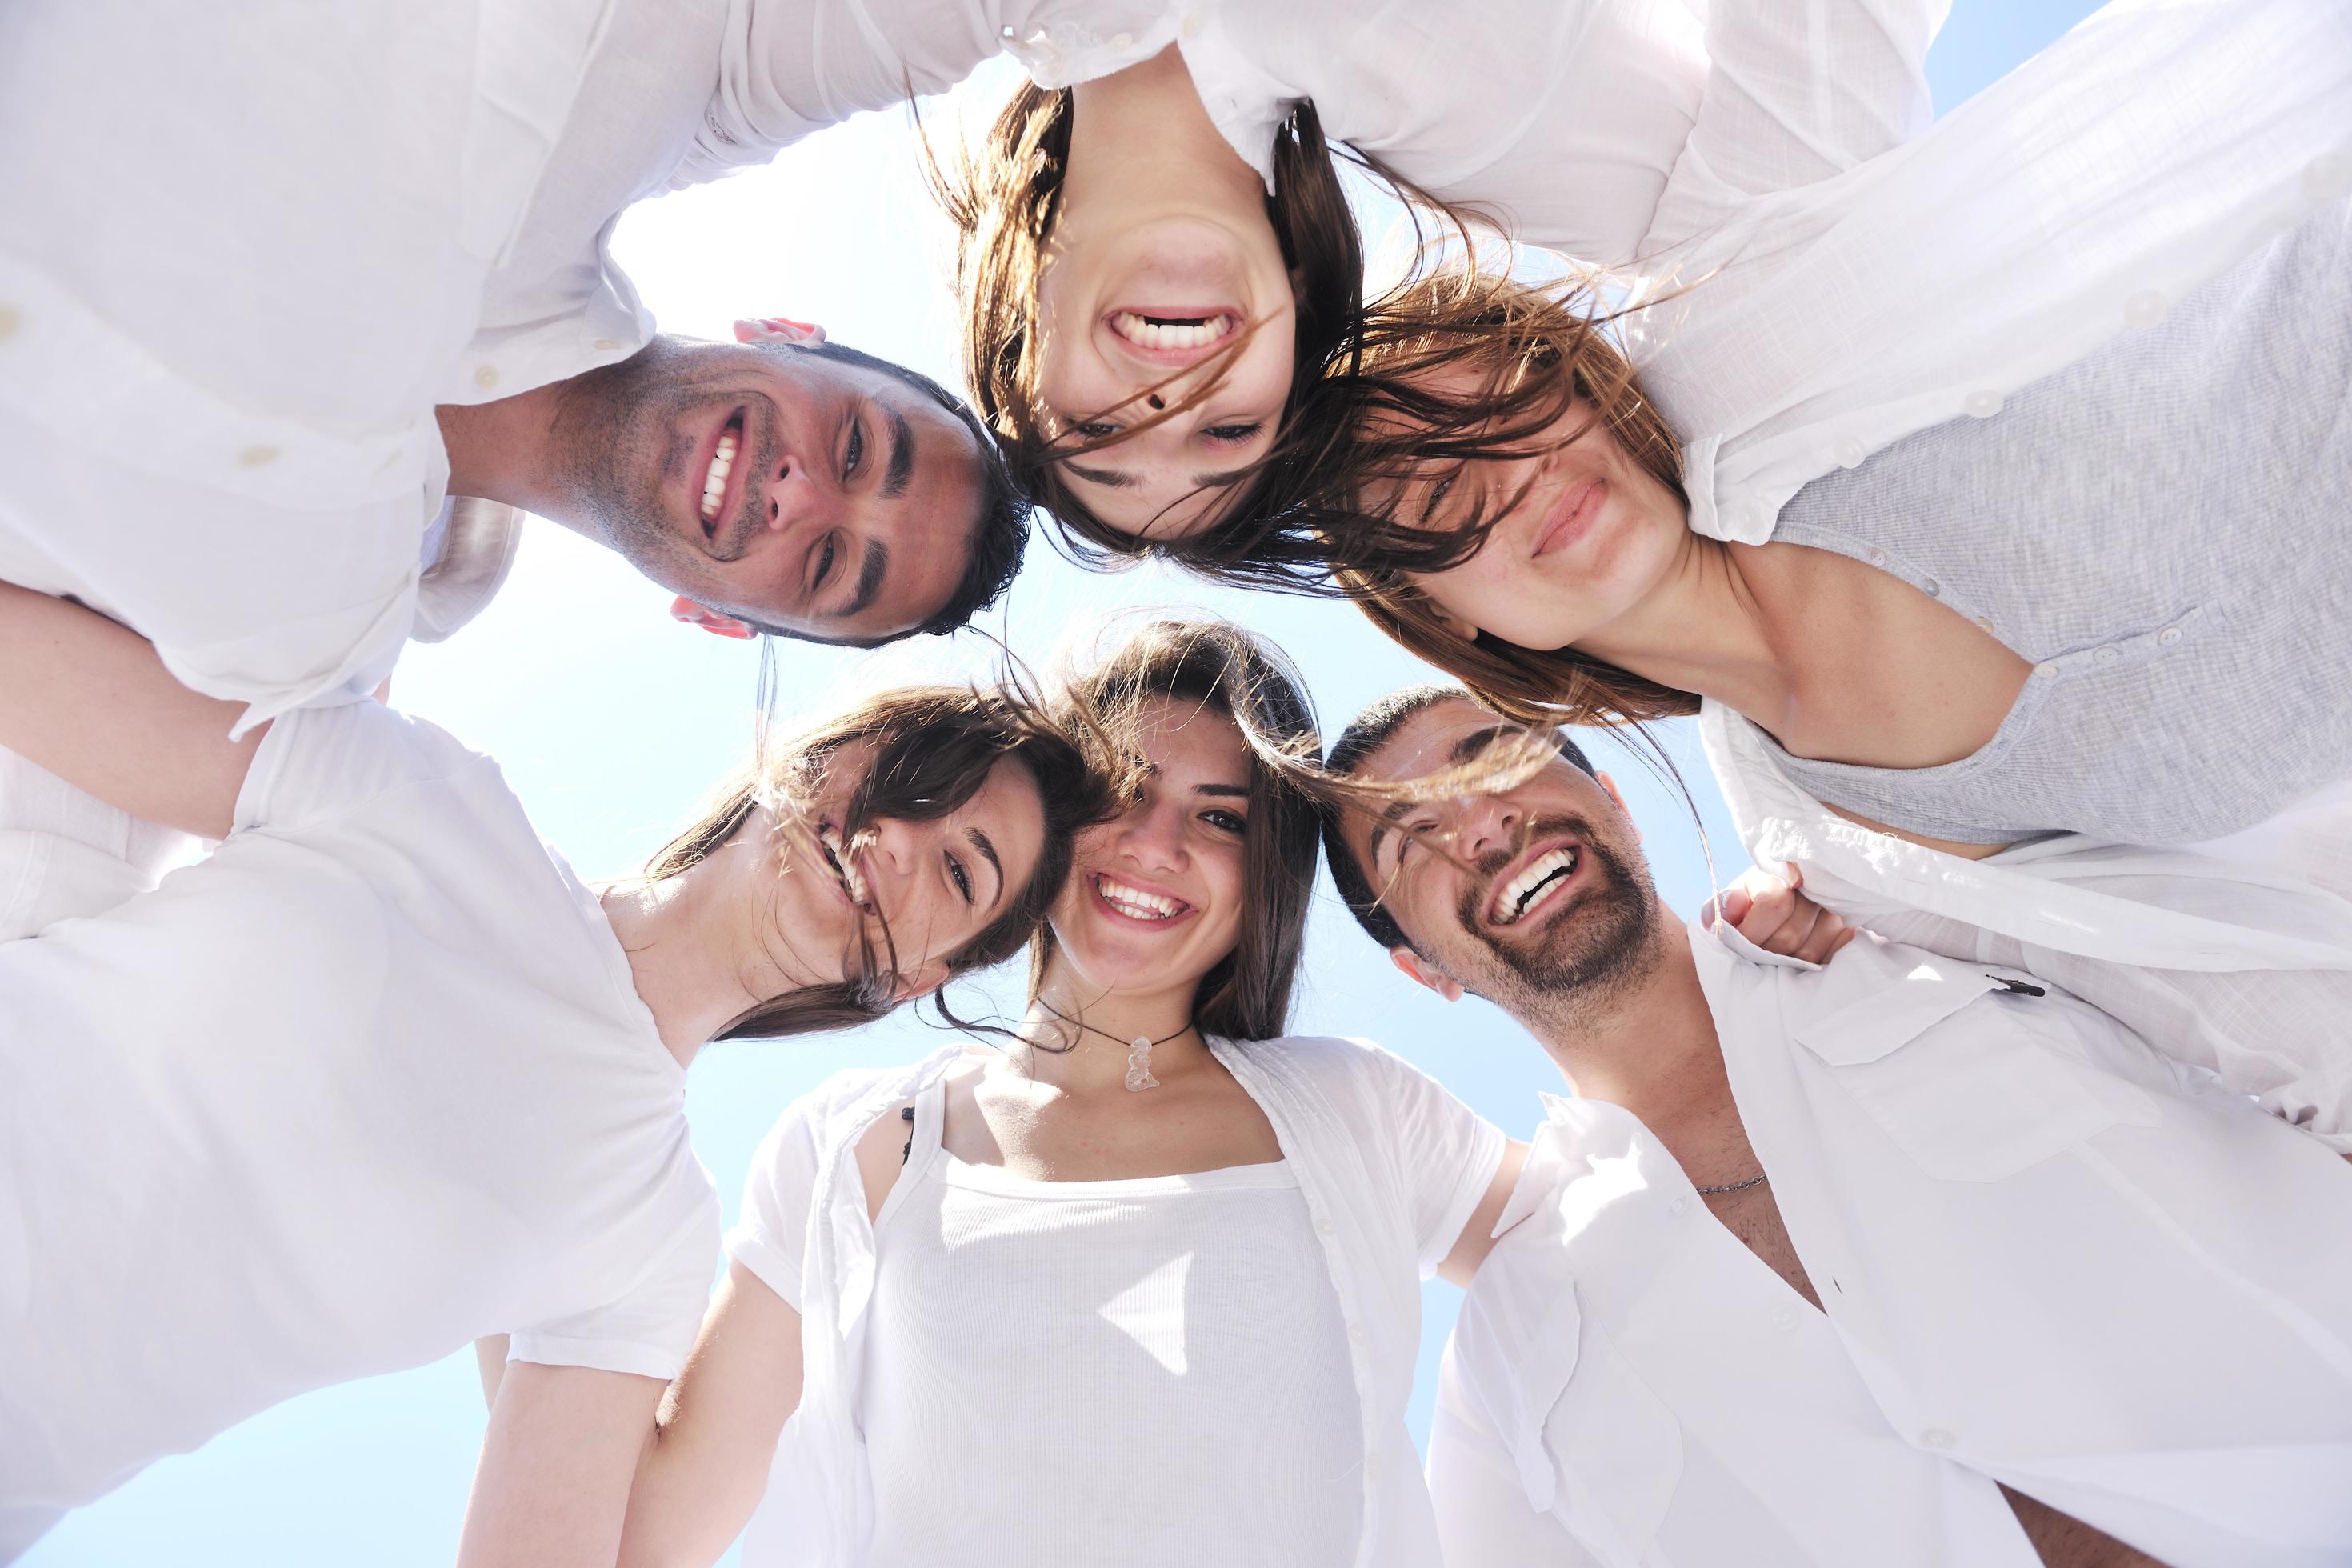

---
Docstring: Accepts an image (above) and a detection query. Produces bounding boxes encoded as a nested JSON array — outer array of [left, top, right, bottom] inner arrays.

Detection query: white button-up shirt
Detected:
[[1703, 700, 2352, 1152], [1625, 0, 2352, 547], [727, 1036, 1504, 1568], [1432, 921, 2352, 1568]]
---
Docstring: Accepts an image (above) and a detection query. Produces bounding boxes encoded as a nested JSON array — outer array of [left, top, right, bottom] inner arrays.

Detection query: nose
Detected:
[[1116, 798, 1187, 872], [766, 458, 847, 534], [861, 815, 922, 891], [1450, 793, 1520, 862]]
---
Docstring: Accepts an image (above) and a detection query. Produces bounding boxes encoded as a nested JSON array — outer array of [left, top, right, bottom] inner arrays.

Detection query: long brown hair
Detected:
[[927, 79, 1462, 564], [1038, 618, 1322, 1042], [639, 685, 1107, 1041]]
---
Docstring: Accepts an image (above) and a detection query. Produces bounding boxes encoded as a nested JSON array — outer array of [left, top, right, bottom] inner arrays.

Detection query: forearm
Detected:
[[0, 580, 261, 838], [458, 1362, 664, 1568]]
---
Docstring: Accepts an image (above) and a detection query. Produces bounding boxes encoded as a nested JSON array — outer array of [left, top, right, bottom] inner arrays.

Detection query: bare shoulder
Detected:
[[848, 1050, 992, 1221]]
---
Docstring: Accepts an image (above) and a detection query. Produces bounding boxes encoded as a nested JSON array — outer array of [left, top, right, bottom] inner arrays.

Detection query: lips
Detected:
[[1532, 478, 1606, 558], [1104, 306, 1242, 366], [817, 825, 874, 916], [687, 406, 752, 548], [1090, 871, 1194, 926], [1486, 839, 1582, 927]]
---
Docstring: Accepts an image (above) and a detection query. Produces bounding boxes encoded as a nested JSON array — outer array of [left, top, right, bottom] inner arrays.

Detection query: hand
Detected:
[[1713, 862, 1857, 966]]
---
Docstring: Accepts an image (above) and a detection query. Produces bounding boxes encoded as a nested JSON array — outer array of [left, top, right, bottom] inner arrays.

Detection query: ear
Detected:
[[889, 960, 950, 1005], [1390, 946, 1466, 1002], [670, 597, 758, 639], [1594, 770, 1639, 844], [734, 317, 826, 346]]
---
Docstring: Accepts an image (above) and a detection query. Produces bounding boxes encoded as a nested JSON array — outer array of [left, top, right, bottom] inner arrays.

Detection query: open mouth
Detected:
[[1106, 307, 1240, 362], [1092, 872, 1193, 924], [817, 825, 875, 916], [1487, 842, 1581, 927], [697, 410, 748, 539]]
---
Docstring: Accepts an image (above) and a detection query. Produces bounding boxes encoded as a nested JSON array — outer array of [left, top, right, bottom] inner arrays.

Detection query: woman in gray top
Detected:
[[1342, 193, 2350, 857]]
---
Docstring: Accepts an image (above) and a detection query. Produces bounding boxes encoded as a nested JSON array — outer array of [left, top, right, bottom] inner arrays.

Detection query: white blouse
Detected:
[[1432, 921, 2352, 1567], [726, 1035, 1505, 1568], [1702, 701, 2352, 1153], [859, 1086, 1361, 1567]]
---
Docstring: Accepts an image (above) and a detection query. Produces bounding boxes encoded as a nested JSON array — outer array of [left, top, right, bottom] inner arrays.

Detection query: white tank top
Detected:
[[860, 1085, 1363, 1566]]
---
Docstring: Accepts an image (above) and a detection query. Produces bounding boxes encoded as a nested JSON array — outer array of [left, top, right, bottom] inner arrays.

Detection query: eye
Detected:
[[1202, 808, 1246, 834], [812, 534, 838, 592], [1202, 422, 1262, 445], [1418, 475, 1457, 526], [947, 851, 974, 905], [1070, 421, 1118, 440], [843, 418, 866, 479]]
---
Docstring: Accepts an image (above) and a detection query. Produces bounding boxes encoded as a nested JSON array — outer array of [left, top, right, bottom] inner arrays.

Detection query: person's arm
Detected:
[[0, 581, 262, 838], [615, 1263, 806, 1568], [1438, 1139, 1530, 1287], [457, 1362, 666, 1568]]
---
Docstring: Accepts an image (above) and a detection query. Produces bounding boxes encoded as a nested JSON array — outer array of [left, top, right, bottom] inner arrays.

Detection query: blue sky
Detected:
[[27, 5, 2098, 1562]]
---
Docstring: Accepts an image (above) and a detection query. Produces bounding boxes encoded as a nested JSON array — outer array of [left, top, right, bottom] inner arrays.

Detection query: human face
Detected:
[[781, 753, 1049, 994], [1048, 698, 1253, 1002], [1395, 390, 1687, 652], [1031, 132, 1298, 542], [549, 337, 986, 642], [1342, 699, 1662, 1009]]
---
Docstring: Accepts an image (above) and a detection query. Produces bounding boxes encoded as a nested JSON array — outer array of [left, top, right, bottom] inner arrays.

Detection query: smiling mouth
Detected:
[[1093, 872, 1192, 923], [1488, 844, 1581, 926], [817, 825, 875, 915], [1533, 479, 1605, 558], [698, 410, 747, 538]]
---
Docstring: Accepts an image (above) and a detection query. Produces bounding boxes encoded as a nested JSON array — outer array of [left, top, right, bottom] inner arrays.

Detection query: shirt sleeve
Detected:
[[1361, 1042, 1509, 1278], [230, 702, 492, 838], [726, 1088, 834, 1313], [509, 1186, 723, 1382], [1427, 1347, 1605, 1567]]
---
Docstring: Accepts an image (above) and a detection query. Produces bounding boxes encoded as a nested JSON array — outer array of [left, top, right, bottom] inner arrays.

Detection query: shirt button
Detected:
[[1180, 10, 1203, 38], [1868, 548, 1889, 567], [238, 444, 282, 468], [2123, 290, 2167, 328], [473, 364, 500, 390], [1836, 438, 1866, 469], [2094, 646, 2122, 665], [1919, 1427, 1957, 1451], [1110, 30, 1133, 48], [591, 337, 624, 352], [1920, 578, 1941, 598], [1973, 615, 1995, 634], [2157, 626, 2182, 645], [1347, 1322, 1366, 1345], [1963, 390, 2003, 418], [2034, 662, 2058, 678], [1770, 1302, 1800, 1332], [0, 304, 20, 341], [1314, 1214, 1334, 1238], [1666, 1195, 1690, 1218], [2305, 152, 2351, 200]]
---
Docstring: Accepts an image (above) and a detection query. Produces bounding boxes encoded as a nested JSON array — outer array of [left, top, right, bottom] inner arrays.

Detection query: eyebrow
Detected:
[[1451, 725, 1506, 764], [846, 540, 888, 619], [1362, 726, 1505, 866], [969, 827, 1005, 909], [882, 405, 915, 499], [1195, 783, 1250, 798], [1062, 463, 1252, 492]]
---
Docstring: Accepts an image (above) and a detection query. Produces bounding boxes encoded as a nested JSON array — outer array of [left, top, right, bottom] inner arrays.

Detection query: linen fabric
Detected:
[[0, 703, 717, 1531], [1759, 195, 2351, 846], [857, 1084, 1362, 1567], [1431, 921, 2352, 1568], [725, 1035, 1506, 1568], [1627, 0, 2352, 550], [1702, 706, 2352, 1153]]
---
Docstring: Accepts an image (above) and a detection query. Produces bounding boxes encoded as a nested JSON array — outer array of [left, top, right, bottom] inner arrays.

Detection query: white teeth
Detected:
[[700, 430, 738, 523], [819, 826, 871, 911], [1097, 874, 1182, 920], [1494, 847, 1578, 925], [1110, 312, 1229, 351]]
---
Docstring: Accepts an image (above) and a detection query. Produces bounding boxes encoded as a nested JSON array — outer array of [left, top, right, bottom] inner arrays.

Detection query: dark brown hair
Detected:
[[1039, 618, 1323, 1042], [929, 81, 1457, 566], [639, 684, 1107, 1041]]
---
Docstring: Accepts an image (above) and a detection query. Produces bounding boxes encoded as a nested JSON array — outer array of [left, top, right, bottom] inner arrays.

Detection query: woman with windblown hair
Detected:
[[0, 581, 1102, 1563]]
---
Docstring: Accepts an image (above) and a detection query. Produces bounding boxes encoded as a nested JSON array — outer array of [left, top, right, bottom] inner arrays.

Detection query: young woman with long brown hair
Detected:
[[0, 581, 1100, 1562]]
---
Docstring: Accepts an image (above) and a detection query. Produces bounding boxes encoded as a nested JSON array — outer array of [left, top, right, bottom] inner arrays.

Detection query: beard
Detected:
[[1454, 812, 1660, 1008]]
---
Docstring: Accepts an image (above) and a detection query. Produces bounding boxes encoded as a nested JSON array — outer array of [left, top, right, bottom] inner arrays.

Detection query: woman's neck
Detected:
[[1065, 47, 1261, 220], [1010, 957, 1209, 1095], [600, 838, 799, 1070], [1576, 533, 1806, 730]]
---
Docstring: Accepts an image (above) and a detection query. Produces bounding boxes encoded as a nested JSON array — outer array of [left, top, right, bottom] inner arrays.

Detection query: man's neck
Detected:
[[434, 382, 572, 515], [1517, 921, 1754, 1182]]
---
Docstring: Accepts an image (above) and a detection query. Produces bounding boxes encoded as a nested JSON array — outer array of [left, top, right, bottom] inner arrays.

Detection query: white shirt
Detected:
[[726, 1035, 1504, 1568], [0, 703, 717, 1522], [1703, 700, 2352, 1152], [1623, 0, 2352, 546], [1431, 921, 2352, 1568], [858, 1085, 1361, 1567]]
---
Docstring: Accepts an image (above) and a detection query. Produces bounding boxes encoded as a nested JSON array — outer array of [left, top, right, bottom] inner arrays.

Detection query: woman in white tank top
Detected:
[[606, 617, 1535, 1567]]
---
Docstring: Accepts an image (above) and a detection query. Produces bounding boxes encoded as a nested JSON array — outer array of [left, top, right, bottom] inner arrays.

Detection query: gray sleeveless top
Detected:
[[1758, 194, 2351, 846]]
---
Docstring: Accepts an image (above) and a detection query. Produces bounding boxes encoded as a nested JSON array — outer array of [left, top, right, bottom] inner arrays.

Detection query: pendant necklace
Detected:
[[1034, 999, 1190, 1092]]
